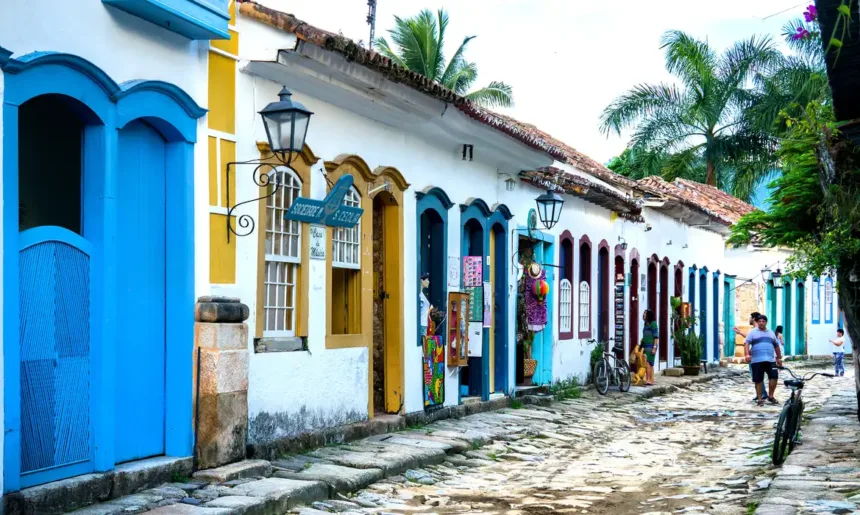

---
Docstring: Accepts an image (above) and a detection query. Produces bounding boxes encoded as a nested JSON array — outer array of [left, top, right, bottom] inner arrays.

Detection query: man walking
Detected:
[[744, 315, 783, 406], [831, 329, 846, 377], [735, 312, 767, 401]]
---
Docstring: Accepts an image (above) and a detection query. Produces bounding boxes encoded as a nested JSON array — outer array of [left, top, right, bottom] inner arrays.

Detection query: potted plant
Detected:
[[670, 296, 702, 375]]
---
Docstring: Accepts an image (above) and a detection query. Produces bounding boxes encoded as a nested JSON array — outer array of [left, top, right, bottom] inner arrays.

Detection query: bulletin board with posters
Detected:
[[447, 291, 470, 367]]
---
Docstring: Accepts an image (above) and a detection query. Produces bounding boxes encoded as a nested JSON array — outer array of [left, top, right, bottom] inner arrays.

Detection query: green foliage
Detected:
[[747, 501, 760, 515], [510, 399, 524, 410], [171, 471, 190, 483], [550, 376, 582, 400], [590, 343, 605, 373], [670, 296, 702, 367], [600, 30, 782, 200], [375, 9, 513, 108]]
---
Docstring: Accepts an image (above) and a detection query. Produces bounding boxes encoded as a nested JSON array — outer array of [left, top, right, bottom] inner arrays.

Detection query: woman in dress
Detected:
[[641, 309, 659, 386]]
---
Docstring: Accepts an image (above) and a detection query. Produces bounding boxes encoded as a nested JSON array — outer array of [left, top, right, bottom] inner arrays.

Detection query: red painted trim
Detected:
[[629, 248, 640, 263], [614, 244, 625, 258], [598, 239, 610, 252], [661, 256, 670, 266], [558, 231, 575, 340], [577, 235, 593, 339]]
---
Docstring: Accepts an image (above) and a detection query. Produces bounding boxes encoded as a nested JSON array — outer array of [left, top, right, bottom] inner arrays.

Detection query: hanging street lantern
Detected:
[[535, 189, 564, 230], [259, 87, 314, 155], [772, 268, 784, 289]]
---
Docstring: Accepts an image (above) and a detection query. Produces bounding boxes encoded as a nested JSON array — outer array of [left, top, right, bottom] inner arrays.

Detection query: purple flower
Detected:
[[803, 4, 818, 22], [793, 26, 811, 40]]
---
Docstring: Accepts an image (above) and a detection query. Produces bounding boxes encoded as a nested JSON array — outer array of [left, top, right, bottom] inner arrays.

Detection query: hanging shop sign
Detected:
[[284, 175, 363, 228], [309, 225, 326, 260]]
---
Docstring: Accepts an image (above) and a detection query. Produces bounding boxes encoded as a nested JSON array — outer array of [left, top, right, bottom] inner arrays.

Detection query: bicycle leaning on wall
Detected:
[[592, 338, 632, 395], [771, 365, 833, 465]]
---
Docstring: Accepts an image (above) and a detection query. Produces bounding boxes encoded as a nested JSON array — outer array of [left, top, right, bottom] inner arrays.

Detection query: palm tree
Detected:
[[375, 9, 513, 108], [600, 31, 782, 201]]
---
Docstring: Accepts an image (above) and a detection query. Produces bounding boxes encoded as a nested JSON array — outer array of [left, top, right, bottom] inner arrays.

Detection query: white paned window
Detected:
[[559, 279, 572, 333], [578, 281, 590, 332], [264, 167, 302, 336], [332, 186, 361, 269]]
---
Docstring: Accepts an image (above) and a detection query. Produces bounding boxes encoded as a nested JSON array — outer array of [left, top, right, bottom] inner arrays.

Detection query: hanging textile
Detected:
[[525, 269, 548, 332], [423, 317, 445, 407]]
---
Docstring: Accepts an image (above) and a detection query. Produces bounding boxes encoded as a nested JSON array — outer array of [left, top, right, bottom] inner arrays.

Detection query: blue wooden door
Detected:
[[114, 121, 167, 463], [18, 227, 94, 487], [699, 274, 707, 359]]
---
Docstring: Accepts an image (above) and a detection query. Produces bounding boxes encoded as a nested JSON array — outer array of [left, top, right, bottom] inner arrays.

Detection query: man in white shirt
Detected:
[[830, 329, 846, 377]]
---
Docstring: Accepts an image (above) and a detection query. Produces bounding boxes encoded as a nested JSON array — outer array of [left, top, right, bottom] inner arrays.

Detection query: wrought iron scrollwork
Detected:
[[225, 151, 293, 243]]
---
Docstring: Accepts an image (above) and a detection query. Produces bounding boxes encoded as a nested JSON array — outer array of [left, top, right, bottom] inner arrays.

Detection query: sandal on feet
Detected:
[[757, 400, 765, 407], [768, 397, 779, 405]]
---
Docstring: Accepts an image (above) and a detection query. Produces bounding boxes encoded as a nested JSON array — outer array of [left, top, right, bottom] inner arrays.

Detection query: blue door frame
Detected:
[[517, 225, 555, 387], [489, 208, 511, 395], [699, 268, 708, 361], [1, 48, 204, 492], [712, 272, 720, 362]]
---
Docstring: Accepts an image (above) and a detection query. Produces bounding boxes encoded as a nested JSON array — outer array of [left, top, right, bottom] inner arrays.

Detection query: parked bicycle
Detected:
[[771, 365, 833, 465], [591, 338, 632, 395]]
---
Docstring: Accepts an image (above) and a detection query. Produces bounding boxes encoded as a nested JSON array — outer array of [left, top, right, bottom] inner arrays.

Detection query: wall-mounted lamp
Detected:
[[644, 224, 652, 232], [666, 240, 673, 246], [618, 235, 628, 250], [505, 178, 517, 191], [368, 179, 391, 196], [535, 190, 564, 230], [682, 244, 688, 249]]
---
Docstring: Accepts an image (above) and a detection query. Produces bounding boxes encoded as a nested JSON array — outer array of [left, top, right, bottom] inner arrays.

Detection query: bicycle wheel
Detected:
[[789, 400, 802, 451], [618, 360, 632, 392], [594, 359, 609, 395], [772, 404, 791, 465]]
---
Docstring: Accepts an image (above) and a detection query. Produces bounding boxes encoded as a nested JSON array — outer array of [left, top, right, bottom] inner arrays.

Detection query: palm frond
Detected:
[[660, 30, 717, 94], [599, 83, 686, 136], [443, 60, 478, 94], [466, 81, 513, 108], [440, 35, 476, 86], [374, 38, 408, 68]]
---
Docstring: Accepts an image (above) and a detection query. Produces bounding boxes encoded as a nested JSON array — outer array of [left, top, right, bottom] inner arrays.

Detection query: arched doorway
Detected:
[[689, 266, 697, 335], [767, 280, 777, 329], [712, 271, 720, 363], [674, 261, 684, 358], [783, 280, 793, 355], [488, 204, 512, 395], [598, 241, 610, 343], [416, 187, 451, 409], [796, 281, 806, 355], [614, 245, 625, 356], [462, 215, 485, 399], [647, 256, 658, 341], [2, 54, 202, 491], [368, 166, 408, 415], [659, 258, 670, 364], [629, 250, 640, 353], [699, 268, 709, 360]]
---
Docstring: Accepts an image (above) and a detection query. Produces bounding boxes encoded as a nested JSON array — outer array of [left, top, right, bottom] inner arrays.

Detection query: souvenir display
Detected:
[[614, 273, 625, 348], [467, 286, 483, 322], [463, 256, 483, 287], [447, 292, 470, 367], [423, 317, 445, 407], [524, 268, 548, 331]]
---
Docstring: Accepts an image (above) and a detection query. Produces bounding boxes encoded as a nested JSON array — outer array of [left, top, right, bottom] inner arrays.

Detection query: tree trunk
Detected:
[[706, 160, 716, 186]]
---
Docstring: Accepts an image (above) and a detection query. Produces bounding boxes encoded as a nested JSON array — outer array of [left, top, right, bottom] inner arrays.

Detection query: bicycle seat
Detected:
[[784, 379, 804, 389]]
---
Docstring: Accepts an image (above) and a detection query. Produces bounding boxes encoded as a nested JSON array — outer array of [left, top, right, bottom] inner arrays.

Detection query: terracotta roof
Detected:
[[521, 168, 644, 222], [238, 0, 568, 159], [637, 176, 756, 226]]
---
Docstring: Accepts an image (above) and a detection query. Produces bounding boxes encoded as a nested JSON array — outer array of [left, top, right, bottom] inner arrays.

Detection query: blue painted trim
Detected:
[[812, 279, 821, 324], [3, 103, 22, 492], [516, 225, 555, 386], [415, 187, 455, 210], [18, 226, 94, 253], [416, 189, 449, 408], [0, 52, 206, 121], [3, 48, 197, 492], [117, 80, 208, 120], [492, 204, 514, 221], [460, 198, 492, 217], [825, 277, 834, 324], [102, 0, 230, 40], [488, 214, 509, 395]]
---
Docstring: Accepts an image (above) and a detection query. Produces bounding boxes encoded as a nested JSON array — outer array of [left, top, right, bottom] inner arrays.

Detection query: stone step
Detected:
[[193, 460, 273, 483], [2, 456, 192, 515]]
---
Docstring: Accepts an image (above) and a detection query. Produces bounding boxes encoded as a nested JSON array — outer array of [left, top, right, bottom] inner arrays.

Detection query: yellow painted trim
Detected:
[[207, 52, 236, 134], [489, 229, 496, 393], [207, 137, 219, 206], [381, 194, 405, 414], [254, 149, 313, 337], [219, 139, 236, 208], [211, 29, 239, 54], [256, 141, 321, 167], [324, 154, 376, 183], [209, 213, 236, 284], [372, 166, 411, 191]]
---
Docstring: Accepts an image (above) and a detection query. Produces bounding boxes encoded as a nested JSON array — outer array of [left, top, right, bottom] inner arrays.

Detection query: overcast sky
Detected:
[[257, 0, 806, 163]]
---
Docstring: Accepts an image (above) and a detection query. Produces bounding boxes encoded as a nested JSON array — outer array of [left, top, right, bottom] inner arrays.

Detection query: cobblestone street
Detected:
[[317, 367, 854, 515]]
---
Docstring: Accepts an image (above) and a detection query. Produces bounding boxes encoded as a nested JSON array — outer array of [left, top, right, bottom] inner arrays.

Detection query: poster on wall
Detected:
[[467, 323, 483, 357], [447, 256, 461, 290], [463, 256, 483, 287], [614, 274, 625, 346], [483, 281, 492, 327], [423, 335, 445, 408], [812, 281, 821, 322], [467, 286, 483, 322], [309, 225, 326, 260]]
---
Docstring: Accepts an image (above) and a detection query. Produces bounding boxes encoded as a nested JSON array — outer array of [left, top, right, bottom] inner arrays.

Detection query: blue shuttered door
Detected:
[[19, 229, 94, 486], [114, 120, 167, 463]]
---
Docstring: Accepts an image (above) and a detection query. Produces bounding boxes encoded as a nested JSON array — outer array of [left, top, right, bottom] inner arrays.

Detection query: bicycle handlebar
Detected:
[[777, 365, 834, 382]]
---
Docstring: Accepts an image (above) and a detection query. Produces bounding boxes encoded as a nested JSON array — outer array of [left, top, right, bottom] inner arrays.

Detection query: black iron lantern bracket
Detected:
[[225, 150, 295, 243]]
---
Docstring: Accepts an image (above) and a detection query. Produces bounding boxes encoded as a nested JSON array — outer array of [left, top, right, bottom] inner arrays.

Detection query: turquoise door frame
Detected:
[[488, 208, 511, 395], [724, 277, 736, 357], [517, 225, 555, 386], [460, 200, 512, 401], [1, 48, 204, 492]]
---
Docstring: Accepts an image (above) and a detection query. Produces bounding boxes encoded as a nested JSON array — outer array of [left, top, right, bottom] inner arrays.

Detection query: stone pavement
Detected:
[[756, 383, 860, 515], [67, 361, 848, 515]]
